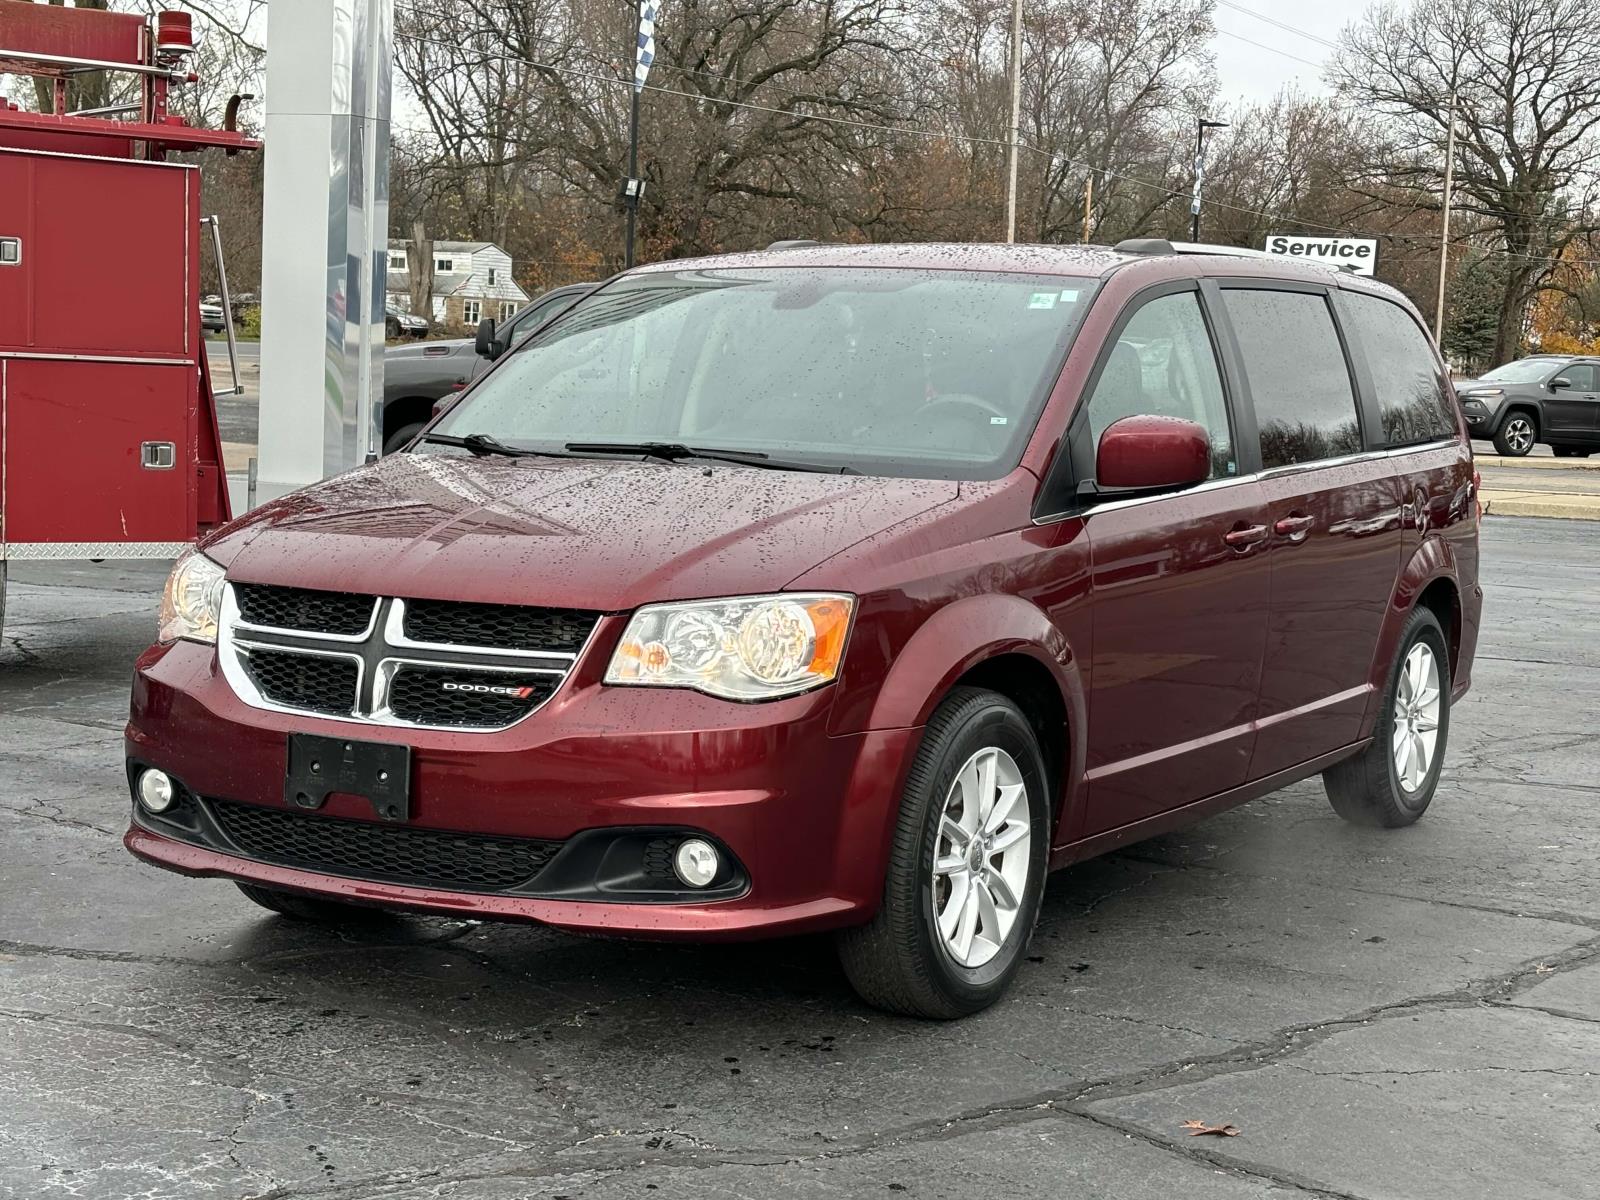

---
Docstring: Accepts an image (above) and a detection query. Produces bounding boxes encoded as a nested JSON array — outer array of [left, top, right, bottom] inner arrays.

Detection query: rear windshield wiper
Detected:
[[421, 432, 571, 460], [564, 440, 858, 475]]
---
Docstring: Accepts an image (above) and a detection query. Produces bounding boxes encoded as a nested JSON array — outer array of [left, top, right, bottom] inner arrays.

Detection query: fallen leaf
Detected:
[[1181, 1120, 1241, 1137]]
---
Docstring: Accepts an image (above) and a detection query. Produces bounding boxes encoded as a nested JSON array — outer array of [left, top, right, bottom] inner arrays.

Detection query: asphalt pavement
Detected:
[[2, 519, 1598, 1200]]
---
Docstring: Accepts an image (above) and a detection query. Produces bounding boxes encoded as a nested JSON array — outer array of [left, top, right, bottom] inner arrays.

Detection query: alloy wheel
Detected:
[[1392, 643, 1442, 793], [931, 746, 1032, 968], [1503, 416, 1534, 454]]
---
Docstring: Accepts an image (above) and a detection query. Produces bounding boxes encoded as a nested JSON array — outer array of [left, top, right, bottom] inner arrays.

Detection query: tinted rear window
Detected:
[[1340, 291, 1457, 445], [1224, 289, 1361, 469]]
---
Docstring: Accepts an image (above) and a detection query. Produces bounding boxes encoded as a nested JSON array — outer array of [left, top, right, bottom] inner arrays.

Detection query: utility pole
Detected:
[[1191, 118, 1227, 243], [1434, 88, 1458, 342], [1082, 173, 1093, 243], [624, 0, 657, 269], [1004, 0, 1022, 243], [624, 82, 641, 268]]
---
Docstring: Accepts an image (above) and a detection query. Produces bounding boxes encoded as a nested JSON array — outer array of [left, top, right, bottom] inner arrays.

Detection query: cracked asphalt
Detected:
[[2, 516, 1598, 1200]]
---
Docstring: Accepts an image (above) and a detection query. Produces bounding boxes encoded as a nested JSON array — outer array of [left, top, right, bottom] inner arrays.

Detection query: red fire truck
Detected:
[[0, 2, 258, 639]]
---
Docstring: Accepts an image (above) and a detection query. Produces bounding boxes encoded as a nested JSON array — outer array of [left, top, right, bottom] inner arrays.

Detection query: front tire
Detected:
[[236, 882, 390, 923], [1492, 411, 1537, 456], [837, 688, 1050, 1018], [1323, 606, 1450, 828]]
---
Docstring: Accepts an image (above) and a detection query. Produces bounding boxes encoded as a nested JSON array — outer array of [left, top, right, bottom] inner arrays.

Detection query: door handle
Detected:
[[1224, 524, 1269, 549], [1274, 514, 1315, 540]]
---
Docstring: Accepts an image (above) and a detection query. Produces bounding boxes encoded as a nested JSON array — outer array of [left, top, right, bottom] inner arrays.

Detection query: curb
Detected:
[[1482, 491, 1600, 521], [1476, 455, 1600, 471]]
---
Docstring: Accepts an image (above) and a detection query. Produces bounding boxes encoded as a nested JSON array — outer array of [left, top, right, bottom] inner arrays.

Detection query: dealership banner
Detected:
[[1263, 234, 1378, 276]]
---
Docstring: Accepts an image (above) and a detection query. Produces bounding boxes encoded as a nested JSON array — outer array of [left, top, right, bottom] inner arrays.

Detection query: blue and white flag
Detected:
[[635, 1, 659, 93]]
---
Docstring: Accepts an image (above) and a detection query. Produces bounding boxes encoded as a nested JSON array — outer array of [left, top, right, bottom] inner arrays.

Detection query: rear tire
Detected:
[[1492, 411, 1537, 456], [837, 687, 1050, 1019], [236, 882, 390, 923], [1552, 445, 1592, 458], [1323, 606, 1450, 828]]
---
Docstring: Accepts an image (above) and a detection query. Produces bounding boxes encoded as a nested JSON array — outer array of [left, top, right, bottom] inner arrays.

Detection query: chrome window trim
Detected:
[[384, 599, 582, 663], [229, 583, 381, 644], [1032, 439, 1463, 526]]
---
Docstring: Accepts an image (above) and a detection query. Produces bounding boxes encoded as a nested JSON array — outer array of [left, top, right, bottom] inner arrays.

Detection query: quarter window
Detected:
[[1225, 289, 1361, 468], [1084, 290, 1236, 480], [1340, 292, 1457, 444]]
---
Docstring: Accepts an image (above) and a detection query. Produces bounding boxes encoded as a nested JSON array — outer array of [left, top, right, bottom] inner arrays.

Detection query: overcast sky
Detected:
[[1210, 0, 1375, 108]]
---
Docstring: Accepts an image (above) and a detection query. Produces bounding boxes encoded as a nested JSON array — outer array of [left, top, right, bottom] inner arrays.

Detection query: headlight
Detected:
[[605, 593, 854, 701], [1462, 388, 1503, 398], [158, 549, 226, 644]]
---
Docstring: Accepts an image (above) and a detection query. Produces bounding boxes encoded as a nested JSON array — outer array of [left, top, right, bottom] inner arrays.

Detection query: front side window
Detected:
[[1340, 291, 1457, 445], [430, 268, 1099, 480], [1083, 290, 1235, 479], [1553, 364, 1598, 391], [1225, 289, 1361, 468]]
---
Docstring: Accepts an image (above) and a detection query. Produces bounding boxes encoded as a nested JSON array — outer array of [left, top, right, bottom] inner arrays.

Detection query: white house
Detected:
[[385, 239, 531, 329]]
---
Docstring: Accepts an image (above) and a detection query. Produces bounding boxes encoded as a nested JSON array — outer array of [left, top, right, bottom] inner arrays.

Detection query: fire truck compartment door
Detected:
[[2, 359, 195, 546], [0, 151, 192, 358]]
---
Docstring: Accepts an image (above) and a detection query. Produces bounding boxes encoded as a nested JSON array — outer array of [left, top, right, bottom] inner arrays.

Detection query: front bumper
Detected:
[[1458, 401, 1496, 438], [125, 639, 917, 939]]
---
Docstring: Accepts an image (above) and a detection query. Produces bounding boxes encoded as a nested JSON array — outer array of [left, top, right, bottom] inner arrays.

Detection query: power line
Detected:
[[1216, 0, 1340, 51], [1214, 27, 1326, 71]]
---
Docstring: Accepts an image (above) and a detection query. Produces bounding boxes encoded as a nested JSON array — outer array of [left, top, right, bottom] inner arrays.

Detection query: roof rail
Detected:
[[766, 239, 823, 251], [1114, 237, 1356, 273]]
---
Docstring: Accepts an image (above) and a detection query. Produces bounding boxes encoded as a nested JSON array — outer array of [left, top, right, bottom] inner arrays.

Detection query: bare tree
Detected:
[[1332, 0, 1600, 364]]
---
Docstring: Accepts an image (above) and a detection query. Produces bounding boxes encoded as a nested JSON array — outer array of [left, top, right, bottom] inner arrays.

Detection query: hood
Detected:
[[204, 453, 960, 611]]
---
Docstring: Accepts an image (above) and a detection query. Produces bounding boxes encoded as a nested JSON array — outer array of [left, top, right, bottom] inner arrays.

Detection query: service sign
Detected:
[[1263, 234, 1378, 277]]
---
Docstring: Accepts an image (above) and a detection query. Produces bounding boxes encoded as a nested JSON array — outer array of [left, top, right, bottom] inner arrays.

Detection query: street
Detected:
[[1, 517, 1596, 1200]]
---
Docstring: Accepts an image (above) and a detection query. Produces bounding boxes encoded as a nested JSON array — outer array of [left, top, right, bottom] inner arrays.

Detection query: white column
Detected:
[[256, 0, 391, 501]]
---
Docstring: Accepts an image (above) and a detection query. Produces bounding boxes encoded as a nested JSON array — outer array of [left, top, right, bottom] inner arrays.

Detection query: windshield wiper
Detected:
[[564, 441, 858, 475], [421, 432, 568, 459]]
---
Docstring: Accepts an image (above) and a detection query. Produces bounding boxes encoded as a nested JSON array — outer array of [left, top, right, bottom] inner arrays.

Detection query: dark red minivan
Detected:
[[126, 240, 1481, 1017]]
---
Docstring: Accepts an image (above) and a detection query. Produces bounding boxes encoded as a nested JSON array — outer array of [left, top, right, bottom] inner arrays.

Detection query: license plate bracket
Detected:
[[285, 734, 411, 822]]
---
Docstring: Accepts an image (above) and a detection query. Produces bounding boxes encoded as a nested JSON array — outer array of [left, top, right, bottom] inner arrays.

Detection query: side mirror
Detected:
[[1550, 376, 1572, 390], [1095, 415, 1211, 492], [474, 317, 500, 360]]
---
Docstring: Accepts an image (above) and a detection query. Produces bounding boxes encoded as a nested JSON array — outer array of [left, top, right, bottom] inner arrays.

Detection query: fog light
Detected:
[[137, 768, 176, 814], [673, 839, 720, 889]]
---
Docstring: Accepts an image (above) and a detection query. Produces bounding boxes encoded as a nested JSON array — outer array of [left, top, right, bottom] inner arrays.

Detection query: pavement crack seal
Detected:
[[1060, 1108, 1370, 1200]]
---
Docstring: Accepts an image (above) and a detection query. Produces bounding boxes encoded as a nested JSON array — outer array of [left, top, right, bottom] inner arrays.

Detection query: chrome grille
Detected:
[[402, 599, 596, 654], [385, 664, 561, 728], [234, 583, 376, 636], [243, 648, 359, 717], [219, 583, 597, 731]]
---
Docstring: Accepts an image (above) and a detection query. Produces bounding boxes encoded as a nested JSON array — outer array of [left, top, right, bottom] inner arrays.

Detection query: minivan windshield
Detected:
[[427, 267, 1098, 479], [1479, 358, 1563, 384]]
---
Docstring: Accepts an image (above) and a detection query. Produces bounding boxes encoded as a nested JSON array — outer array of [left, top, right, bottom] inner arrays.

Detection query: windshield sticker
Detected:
[[1059, 289, 1080, 302], [1028, 292, 1057, 309], [990, 416, 1009, 425]]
